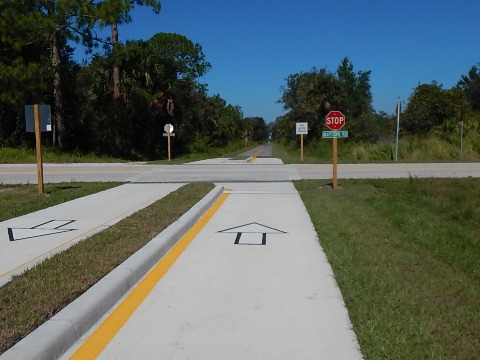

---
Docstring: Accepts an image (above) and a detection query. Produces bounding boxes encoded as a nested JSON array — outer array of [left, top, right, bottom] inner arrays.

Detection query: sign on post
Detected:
[[324, 111, 346, 190], [25, 105, 51, 133], [295, 122, 308, 135], [296, 122, 308, 161], [325, 111, 345, 131], [164, 124, 174, 134], [163, 123, 175, 161], [25, 104, 52, 194]]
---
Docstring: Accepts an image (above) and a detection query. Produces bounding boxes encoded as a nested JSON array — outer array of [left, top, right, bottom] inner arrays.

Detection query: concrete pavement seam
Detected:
[[0, 185, 225, 360]]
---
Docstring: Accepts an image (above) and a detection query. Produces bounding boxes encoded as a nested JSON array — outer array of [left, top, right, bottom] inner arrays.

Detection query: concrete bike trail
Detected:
[[0, 183, 183, 287], [59, 182, 362, 360]]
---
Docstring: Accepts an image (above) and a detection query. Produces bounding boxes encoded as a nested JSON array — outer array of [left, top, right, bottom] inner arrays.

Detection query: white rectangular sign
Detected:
[[296, 122, 308, 135]]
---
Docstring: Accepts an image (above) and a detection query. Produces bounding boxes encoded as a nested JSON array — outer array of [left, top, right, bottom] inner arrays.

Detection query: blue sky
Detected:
[[77, 0, 480, 123]]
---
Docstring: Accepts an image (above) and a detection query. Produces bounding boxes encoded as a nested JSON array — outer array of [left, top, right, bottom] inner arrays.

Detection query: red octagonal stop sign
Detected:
[[325, 111, 345, 131]]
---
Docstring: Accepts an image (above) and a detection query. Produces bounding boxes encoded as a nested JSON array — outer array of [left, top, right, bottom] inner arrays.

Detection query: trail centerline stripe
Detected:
[[69, 191, 230, 359], [247, 148, 264, 163]]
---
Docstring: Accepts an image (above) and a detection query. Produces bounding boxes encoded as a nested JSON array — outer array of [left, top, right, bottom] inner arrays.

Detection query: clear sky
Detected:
[[77, 0, 480, 123]]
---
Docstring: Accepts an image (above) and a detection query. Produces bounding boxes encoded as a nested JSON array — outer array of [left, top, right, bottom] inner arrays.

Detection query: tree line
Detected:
[[1, 2, 479, 160], [0, 0, 268, 159], [273, 57, 480, 149]]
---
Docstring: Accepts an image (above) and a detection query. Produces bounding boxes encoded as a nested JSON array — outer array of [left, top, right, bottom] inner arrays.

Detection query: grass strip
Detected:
[[0, 146, 124, 164], [295, 178, 480, 360], [0, 182, 214, 354]]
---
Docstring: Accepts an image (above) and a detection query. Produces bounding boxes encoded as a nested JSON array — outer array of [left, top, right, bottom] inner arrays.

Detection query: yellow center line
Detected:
[[69, 192, 230, 359], [247, 148, 264, 163]]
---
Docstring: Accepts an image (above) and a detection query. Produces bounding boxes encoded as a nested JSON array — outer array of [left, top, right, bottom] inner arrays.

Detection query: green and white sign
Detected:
[[322, 131, 348, 138]]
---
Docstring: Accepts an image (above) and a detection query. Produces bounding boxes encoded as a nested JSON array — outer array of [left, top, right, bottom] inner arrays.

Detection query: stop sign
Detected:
[[325, 111, 345, 131]]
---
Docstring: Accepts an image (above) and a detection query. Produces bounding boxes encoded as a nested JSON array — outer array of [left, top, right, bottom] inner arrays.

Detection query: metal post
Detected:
[[460, 102, 464, 161], [460, 122, 464, 161], [395, 97, 400, 161]]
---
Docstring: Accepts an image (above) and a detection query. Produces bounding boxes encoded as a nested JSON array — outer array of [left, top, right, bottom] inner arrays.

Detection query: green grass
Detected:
[[0, 146, 125, 164], [0, 139, 257, 165], [0, 182, 214, 354], [295, 178, 480, 359], [271, 141, 324, 163], [273, 134, 480, 163]]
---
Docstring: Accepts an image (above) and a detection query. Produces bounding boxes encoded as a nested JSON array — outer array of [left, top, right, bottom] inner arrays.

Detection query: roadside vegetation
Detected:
[[272, 60, 480, 164], [1, 2, 269, 161], [3, 3, 479, 164], [0, 139, 254, 164], [273, 134, 480, 164], [0, 182, 214, 354], [0, 147, 125, 164], [295, 178, 480, 359]]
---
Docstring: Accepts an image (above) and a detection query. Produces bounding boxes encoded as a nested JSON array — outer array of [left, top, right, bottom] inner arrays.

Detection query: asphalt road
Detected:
[[0, 144, 478, 184]]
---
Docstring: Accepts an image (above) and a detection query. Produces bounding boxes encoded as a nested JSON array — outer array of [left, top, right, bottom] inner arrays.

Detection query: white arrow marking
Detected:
[[8, 220, 76, 242]]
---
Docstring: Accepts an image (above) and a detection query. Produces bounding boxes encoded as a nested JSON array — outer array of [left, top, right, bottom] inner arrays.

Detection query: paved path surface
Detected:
[[59, 182, 361, 360], [0, 183, 183, 287], [293, 162, 480, 180], [2, 146, 479, 359], [1, 161, 478, 183]]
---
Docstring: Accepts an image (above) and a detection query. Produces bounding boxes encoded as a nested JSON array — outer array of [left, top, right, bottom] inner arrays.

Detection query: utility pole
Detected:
[[460, 102, 465, 161], [395, 97, 401, 161]]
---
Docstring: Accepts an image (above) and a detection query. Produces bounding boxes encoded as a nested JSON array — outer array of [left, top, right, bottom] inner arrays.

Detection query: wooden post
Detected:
[[332, 137, 338, 190], [34, 104, 45, 194], [300, 134, 304, 161], [167, 131, 171, 161]]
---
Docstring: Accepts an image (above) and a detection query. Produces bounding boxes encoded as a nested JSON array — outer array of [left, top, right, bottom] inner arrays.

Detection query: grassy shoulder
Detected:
[[0, 182, 214, 354], [0, 146, 125, 164], [0, 140, 255, 164], [295, 178, 480, 359], [273, 134, 480, 164]]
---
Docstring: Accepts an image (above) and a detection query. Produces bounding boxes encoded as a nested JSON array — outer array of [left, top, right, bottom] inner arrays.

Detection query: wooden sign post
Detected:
[[34, 104, 45, 194], [163, 124, 175, 161], [324, 111, 346, 190], [295, 122, 308, 162], [332, 137, 338, 190], [25, 104, 51, 194]]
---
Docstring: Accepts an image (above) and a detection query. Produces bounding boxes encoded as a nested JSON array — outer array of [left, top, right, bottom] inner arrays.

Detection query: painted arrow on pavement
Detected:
[[8, 220, 77, 242], [218, 222, 286, 245]]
